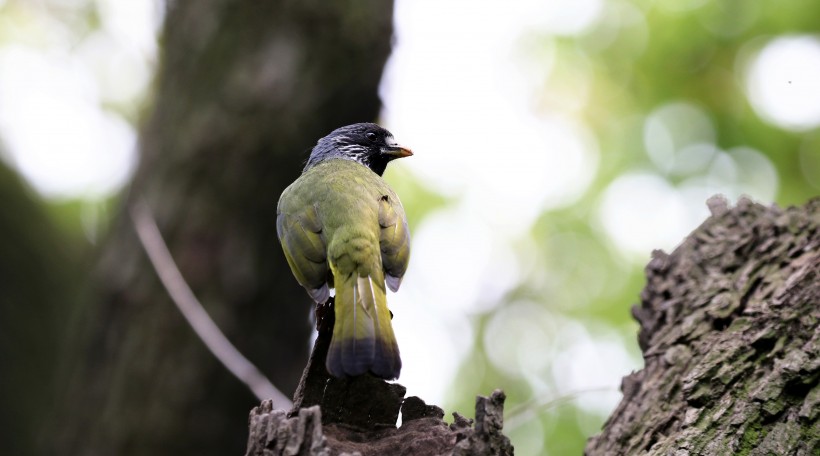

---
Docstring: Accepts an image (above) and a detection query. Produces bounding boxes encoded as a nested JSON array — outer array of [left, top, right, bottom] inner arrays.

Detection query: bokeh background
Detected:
[[1, 0, 818, 454]]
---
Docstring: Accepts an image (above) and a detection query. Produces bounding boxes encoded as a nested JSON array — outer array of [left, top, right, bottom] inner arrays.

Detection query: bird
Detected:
[[276, 123, 412, 380]]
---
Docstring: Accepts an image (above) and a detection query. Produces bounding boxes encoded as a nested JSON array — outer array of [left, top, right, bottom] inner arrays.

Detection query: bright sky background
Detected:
[[0, 0, 159, 198], [1, 0, 818, 441], [381, 0, 618, 413]]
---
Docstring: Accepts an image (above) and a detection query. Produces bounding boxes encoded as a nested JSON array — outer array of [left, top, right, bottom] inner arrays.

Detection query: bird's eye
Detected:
[[366, 132, 378, 142]]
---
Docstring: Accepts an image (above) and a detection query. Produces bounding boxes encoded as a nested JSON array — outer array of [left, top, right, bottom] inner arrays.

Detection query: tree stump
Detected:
[[245, 390, 513, 456], [245, 300, 514, 456]]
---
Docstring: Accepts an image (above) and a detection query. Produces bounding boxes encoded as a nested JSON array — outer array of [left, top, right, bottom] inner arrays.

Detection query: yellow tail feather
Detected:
[[326, 270, 401, 379]]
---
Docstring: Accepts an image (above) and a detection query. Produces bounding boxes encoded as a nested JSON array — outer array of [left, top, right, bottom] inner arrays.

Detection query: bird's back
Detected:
[[279, 159, 400, 276]]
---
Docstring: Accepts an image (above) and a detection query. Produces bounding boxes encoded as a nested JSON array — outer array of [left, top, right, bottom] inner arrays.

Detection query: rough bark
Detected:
[[246, 301, 514, 456], [586, 196, 819, 455], [54, 1, 394, 455], [246, 391, 513, 456]]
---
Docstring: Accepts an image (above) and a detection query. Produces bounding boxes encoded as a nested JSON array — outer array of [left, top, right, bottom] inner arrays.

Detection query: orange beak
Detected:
[[382, 145, 413, 158]]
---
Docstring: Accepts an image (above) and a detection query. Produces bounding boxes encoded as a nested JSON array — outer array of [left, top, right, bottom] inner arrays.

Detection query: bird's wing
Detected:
[[377, 194, 410, 292], [276, 203, 330, 303]]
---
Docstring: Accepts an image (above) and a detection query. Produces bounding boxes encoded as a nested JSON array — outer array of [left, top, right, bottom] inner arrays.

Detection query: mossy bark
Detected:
[[53, 1, 394, 455], [586, 197, 819, 455]]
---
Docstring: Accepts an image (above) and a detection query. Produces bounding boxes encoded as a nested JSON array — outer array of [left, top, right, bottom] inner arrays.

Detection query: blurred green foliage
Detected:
[[421, 1, 820, 454]]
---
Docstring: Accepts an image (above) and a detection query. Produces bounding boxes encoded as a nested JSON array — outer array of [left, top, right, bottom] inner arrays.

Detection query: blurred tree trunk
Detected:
[[586, 197, 819, 455], [54, 1, 394, 455], [0, 162, 82, 456]]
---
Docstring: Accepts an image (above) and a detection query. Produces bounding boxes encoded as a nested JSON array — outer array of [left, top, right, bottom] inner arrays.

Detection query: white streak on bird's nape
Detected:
[[336, 144, 371, 166], [337, 144, 367, 154]]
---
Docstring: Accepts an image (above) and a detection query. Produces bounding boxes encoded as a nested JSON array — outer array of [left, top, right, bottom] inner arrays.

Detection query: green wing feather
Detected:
[[378, 195, 410, 292], [276, 204, 330, 303]]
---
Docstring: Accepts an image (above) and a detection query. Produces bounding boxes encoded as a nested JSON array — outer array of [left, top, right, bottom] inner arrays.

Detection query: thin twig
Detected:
[[505, 386, 617, 431], [130, 200, 292, 409]]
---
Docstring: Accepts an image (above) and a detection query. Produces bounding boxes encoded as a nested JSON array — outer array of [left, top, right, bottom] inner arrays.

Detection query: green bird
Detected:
[[276, 123, 412, 380]]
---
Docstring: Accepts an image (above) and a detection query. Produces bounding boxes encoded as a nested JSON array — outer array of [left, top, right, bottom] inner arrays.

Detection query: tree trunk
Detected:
[[586, 197, 819, 455], [0, 163, 82, 456], [53, 1, 394, 455]]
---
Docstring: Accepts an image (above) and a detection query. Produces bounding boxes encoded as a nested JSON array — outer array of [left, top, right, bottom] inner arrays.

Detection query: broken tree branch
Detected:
[[131, 200, 292, 409]]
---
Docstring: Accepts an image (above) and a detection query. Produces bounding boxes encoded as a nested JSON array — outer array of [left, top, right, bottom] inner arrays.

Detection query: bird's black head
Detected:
[[304, 123, 413, 176]]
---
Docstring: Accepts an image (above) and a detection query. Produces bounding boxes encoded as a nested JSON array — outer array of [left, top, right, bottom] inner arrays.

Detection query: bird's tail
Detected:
[[326, 267, 401, 380]]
